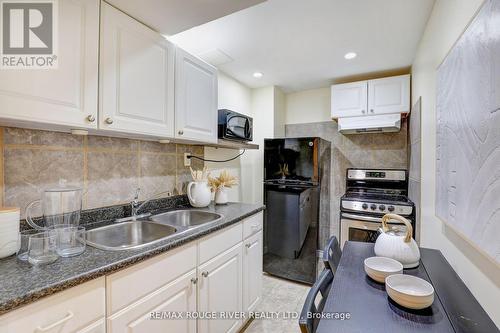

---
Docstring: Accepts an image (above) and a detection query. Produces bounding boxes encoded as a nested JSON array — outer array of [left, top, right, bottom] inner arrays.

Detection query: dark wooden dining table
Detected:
[[316, 241, 498, 333]]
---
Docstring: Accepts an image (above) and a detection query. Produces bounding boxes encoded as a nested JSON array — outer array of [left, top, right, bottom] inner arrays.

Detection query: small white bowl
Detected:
[[364, 256, 403, 283], [385, 274, 435, 310]]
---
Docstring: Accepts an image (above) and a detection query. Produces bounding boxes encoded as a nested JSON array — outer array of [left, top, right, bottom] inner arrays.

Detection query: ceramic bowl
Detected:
[[364, 256, 403, 283], [385, 274, 434, 309]]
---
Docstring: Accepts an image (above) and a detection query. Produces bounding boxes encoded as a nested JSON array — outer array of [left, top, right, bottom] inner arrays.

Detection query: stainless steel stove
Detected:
[[339, 168, 415, 248]]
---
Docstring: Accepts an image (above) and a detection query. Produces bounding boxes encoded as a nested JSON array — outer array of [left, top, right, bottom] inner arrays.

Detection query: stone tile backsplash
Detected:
[[285, 120, 409, 240], [0, 127, 204, 218]]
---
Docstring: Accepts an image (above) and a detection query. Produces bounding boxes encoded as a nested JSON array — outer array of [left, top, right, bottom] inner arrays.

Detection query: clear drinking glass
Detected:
[[52, 225, 86, 257], [27, 231, 58, 265], [17, 229, 40, 261]]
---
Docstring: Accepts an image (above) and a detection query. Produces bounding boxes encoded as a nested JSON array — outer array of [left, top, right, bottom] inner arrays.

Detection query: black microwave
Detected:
[[218, 109, 253, 142]]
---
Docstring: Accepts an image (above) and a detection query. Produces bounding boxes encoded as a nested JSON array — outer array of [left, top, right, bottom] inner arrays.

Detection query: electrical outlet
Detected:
[[184, 153, 191, 167]]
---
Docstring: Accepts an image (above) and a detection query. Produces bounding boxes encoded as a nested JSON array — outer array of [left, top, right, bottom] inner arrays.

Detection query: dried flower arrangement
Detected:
[[190, 166, 209, 181], [275, 163, 290, 178], [208, 170, 239, 192]]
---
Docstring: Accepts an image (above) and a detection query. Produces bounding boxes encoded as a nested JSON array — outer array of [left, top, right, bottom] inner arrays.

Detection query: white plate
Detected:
[[385, 274, 434, 309], [364, 256, 403, 283]]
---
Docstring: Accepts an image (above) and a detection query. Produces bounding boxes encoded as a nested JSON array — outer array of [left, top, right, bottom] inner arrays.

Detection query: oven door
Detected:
[[340, 213, 407, 249]]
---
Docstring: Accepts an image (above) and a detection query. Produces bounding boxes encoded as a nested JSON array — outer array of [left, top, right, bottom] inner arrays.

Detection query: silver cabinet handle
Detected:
[[361, 110, 366, 114], [245, 243, 251, 249], [87, 115, 96, 122], [105, 117, 114, 124], [370, 109, 374, 113], [178, 130, 184, 135], [36, 311, 74, 332], [201, 271, 209, 278], [191, 277, 198, 284]]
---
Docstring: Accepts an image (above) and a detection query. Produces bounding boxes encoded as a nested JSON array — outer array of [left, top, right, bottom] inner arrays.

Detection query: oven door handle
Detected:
[[341, 213, 403, 224]]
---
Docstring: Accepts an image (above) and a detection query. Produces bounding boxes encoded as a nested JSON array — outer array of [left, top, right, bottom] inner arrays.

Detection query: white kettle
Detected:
[[374, 214, 420, 268], [187, 181, 211, 208]]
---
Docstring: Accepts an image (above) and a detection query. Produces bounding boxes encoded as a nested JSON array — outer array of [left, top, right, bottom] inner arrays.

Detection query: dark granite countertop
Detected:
[[0, 201, 264, 315]]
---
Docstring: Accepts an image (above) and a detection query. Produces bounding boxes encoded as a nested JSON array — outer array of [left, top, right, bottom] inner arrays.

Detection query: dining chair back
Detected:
[[298, 269, 334, 333], [322, 236, 342, 274]]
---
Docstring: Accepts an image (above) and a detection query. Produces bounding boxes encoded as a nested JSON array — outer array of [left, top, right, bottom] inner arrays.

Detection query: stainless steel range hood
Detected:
[[338, 114, 401, 134]]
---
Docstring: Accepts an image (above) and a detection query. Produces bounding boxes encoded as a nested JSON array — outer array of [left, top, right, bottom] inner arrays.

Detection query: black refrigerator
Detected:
[[263, 137, 330, 284]]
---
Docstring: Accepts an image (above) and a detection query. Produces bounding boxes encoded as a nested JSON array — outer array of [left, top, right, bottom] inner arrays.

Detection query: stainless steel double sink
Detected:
[[86, 210, 222, 251]]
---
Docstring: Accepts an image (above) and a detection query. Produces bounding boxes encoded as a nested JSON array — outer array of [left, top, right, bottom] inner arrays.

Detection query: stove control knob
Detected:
[[379, 205, 386, 211], [370, 204, 377, 210], [388, 205, 395, 212], [362, 203, 368, 209]]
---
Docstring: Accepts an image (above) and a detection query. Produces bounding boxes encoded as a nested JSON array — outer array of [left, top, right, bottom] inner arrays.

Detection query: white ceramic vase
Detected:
[[215, 186, 229, 205], [187, 181, 211, 208]]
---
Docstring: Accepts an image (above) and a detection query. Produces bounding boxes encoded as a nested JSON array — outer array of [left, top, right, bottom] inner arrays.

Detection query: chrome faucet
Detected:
[[131, 188, 141, 217], [116, 188, 173, 223]]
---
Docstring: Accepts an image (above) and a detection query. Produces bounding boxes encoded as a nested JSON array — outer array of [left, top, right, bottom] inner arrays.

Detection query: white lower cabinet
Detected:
[[107, 270, 197, 333], [0, 213, 263, 333], [0, 278, 105, 333], [243, 231, 263, 313], [198, 243, 244, 333]]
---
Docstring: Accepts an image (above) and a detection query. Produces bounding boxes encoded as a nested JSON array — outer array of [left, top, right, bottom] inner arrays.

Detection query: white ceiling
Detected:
[[170, 0, 436, 92], [106, 0, 266, 35]]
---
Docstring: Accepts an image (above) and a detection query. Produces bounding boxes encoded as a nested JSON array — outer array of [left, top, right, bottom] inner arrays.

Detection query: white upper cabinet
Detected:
[[331, 81, 368, 118], [367, 74, 410, 115], [99, 2, 175, 138], [175, 48, 218, 143], [331, 74, 410, 118], [0, 0, 99, 129]]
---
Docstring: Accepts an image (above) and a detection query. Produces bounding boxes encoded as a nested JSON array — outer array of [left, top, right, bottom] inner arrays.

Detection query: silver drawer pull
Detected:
[[86, 114, 95, 122], [36, 311, 74, 332], [201, 271, 209, 278], [191, 277, 198, 284], [105, 117, 114, 124], [245, 243, 251, 248]]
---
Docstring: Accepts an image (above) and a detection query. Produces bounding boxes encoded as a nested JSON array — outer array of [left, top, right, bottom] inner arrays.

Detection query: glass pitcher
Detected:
[[26, 187, 83, 231]]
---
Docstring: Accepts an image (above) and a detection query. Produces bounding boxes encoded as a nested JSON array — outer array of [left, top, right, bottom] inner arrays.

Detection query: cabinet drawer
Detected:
[[108, 270, 196, 333], [199, 223, 242, 264], [0, 278, 105, 333], [243, 212, 263, 239], [107, 243, 197, 315]]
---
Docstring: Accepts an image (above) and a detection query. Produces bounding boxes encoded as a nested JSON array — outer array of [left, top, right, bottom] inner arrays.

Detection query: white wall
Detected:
[[205, 73, 252, 202], [207, 72, 282, 205], [273, 87, 286, 137], [246, 86, 276, 204], [412, 0, 500, 326], [285, 87, 331, 124]]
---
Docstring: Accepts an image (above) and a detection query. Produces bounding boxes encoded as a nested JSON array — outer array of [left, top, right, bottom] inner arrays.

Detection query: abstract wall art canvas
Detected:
[[436, 0, 500, 264]]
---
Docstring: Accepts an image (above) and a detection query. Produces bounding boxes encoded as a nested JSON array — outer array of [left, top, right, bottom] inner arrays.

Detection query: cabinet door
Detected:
[[198, 243, 243, 333], [367, 74, 410, 115], [107, 270, 197, 333], [0, 0, 99, 129], [243, 231, 263, 313], [99, 2, 175, 138], [331, 81, 368, 118], [175, 47, 218, 143]]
